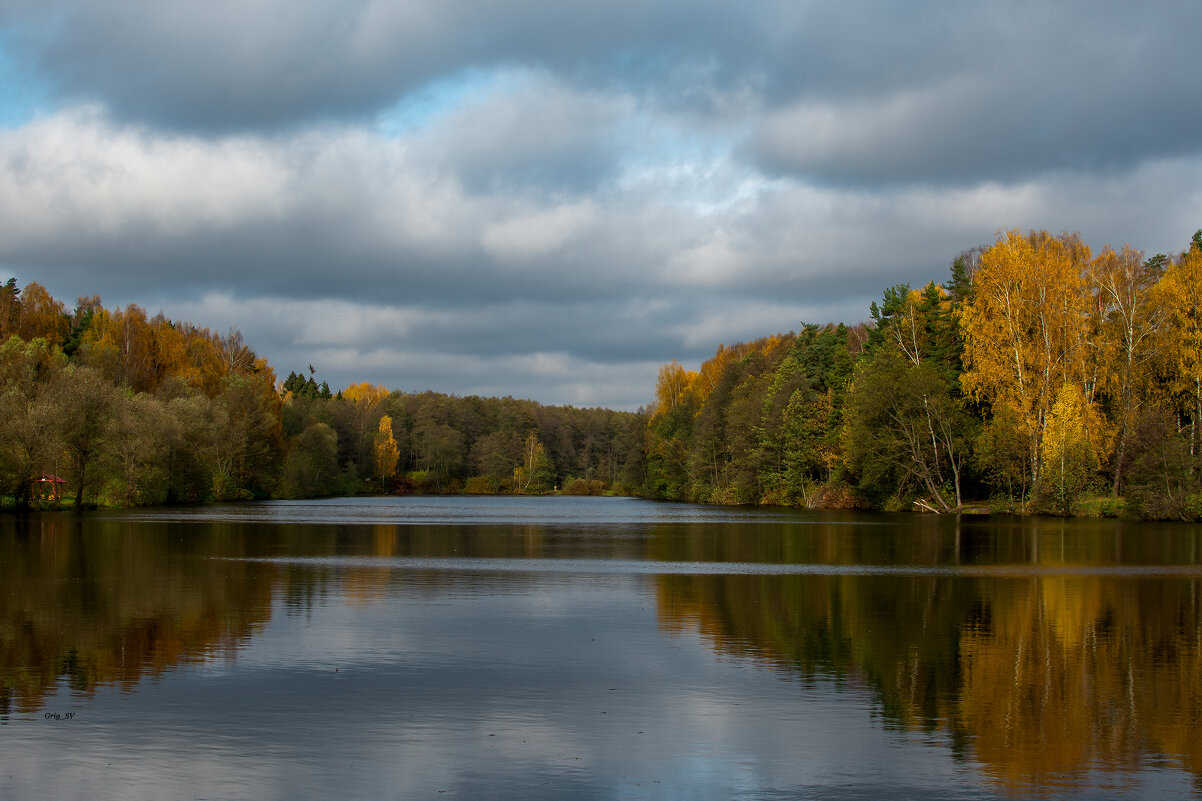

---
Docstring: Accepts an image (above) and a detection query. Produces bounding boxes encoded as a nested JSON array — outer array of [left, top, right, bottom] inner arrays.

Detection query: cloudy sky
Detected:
[[1, 1, 1200, 409]]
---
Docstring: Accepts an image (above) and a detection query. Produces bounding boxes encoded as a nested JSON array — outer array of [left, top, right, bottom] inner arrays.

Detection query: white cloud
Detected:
[[2, 56, 1200, 409], [481, 202, 599, 263], [0, 107, 289, 241]]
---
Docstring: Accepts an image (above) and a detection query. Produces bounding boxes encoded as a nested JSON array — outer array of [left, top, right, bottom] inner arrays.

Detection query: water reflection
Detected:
[[0, 514, 274, 717], [652, 520, 1202, 794], [2, 502, 1201, 799]]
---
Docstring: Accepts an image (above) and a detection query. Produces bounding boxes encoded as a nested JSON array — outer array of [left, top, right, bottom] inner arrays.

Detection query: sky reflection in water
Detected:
[[2, 496, 1200, 800]]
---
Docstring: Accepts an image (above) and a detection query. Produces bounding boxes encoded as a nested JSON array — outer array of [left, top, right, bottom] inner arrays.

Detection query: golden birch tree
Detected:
[[1038, 384, 1101, 515], [514, 431, 554, 493], [374, 415, 399, 481], [343, 382, 390, 472], [961, 230, 1094, 497], [1087, 245, 1166, 493]]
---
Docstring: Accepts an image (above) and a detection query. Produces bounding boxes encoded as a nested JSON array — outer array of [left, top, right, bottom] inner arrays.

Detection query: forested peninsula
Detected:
[[646, 228, 1202, 521], [2, 227, 1201, 520]]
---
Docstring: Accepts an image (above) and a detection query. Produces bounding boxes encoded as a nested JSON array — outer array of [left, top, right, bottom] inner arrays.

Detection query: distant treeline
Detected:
[[0, 280, 644, 509], [6, 226, 1201, 518], [644, 229, 1202, 520]]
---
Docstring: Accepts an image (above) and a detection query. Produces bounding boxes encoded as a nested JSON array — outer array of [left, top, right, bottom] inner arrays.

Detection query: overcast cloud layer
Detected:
[[2, 1, 1200, 409]]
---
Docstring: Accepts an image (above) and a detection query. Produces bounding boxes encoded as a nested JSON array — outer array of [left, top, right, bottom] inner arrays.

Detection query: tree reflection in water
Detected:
[[0, 515, 276, 715], [652, 518, 1202, 794], [3, 507, 1200, 797]]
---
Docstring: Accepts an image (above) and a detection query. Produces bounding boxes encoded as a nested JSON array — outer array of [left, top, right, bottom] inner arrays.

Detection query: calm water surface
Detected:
[[2, 496, 1201, 800]]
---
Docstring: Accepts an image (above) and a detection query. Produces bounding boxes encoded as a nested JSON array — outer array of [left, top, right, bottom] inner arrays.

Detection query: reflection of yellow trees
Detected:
[[0, 517, 275, 714], [960, 576, 1202, 790], [653, 522, 1202, 791], [959, 578, 1137, 788], [343, 526, 402, 605]]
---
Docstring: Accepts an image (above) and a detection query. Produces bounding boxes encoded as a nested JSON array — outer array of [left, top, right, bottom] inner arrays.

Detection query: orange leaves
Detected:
[[74, 302, 241, 395], [695, 345, 742, 402], [13, 282, 69, 346]]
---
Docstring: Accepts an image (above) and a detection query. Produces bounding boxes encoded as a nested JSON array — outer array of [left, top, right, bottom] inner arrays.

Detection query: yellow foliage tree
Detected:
[[80, 304, 159, 392], [962, 230, 1095, 496], [14, 282, 69, 345], [1038, 384, 1100, 515], [1086, 245, 1165, 493], [373, 415, 399, 481], [694, 345, 745, 406], [343, 382, 389, 406], [344, 382, 391, 471], [653, 360, 698, 415], [1156, 244, 1202, 462]]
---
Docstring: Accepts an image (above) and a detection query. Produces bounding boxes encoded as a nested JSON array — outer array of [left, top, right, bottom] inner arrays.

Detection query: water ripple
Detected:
[[213, 556, 1202, 577]]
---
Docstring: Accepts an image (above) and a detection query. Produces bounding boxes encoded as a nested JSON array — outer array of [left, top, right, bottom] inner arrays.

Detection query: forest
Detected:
[[3, 226, 1200, 519], [645, 228, 1202, 520], [0, 280, 645, 509]]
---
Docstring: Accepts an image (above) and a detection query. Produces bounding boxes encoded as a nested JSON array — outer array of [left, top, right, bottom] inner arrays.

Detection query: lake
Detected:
[[2, 496, 1201, 800]]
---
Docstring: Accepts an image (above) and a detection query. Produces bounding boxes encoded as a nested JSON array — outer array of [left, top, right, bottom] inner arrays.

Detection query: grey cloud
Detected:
[[749, 3, 1202, 186], [5, 0, 750, 132], [4, 68, 1202, 408], [0, 111, 660, 307], [408, 75, 633, 194], [749, 72, 1202, 187], [6, 0, 1200, 190]]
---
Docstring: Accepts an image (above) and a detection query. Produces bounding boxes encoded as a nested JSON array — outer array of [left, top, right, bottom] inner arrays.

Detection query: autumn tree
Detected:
[[646, 360, 699, 499], [342, 382, 390, 472], [78, 304, 160, 392], [214, 327, 256, 376], [374, 415, 400, 482], [14, 283, 69, 346], [961, 230, 1095, 502], [1087, 246, 1166, 494], [1036, 384, 1101, 515], [1156, 237, 1202, 473]]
